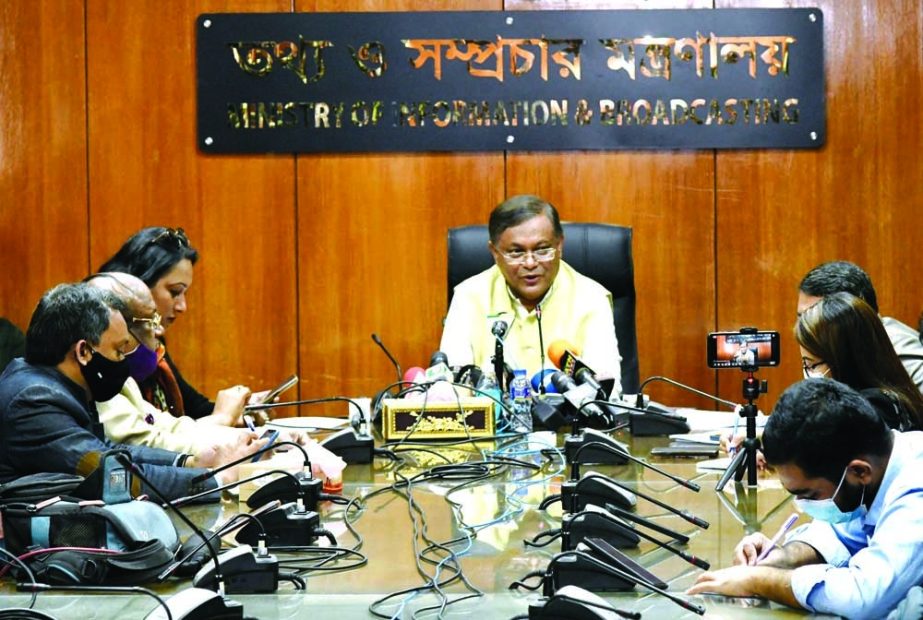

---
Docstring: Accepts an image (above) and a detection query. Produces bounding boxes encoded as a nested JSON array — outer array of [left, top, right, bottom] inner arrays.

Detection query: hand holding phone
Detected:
[[258, 374, 298, 405], [251, 429, 280, 463]]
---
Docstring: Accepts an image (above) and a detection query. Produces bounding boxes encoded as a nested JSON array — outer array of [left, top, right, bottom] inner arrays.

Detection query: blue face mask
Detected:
[[794, 466, 867, 524]]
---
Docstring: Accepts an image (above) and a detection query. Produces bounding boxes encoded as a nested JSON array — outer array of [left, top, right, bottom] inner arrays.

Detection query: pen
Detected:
[[243, 414, 257, 432], [728, 408, 742, 457], [756, 513, 799, 563]]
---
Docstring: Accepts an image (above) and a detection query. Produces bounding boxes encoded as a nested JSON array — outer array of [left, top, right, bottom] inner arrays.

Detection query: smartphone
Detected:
[[260, 374, 298, 404], [707, 331, 780, 369], [251, 429, 280, 463]]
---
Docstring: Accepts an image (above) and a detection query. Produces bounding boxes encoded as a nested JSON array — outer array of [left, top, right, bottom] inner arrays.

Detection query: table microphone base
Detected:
[[144, 587, 243, 620]]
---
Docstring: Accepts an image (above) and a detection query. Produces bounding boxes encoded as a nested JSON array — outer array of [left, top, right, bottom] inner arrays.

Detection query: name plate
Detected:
[[197, 9, 825, 152], [380, 397, 495, 441]]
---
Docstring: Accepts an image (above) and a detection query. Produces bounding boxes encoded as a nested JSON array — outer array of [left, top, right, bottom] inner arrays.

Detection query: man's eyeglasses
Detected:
[[497, 247, 557, 265], [149, 227, 189, 248], [131, 312, 162, 332]]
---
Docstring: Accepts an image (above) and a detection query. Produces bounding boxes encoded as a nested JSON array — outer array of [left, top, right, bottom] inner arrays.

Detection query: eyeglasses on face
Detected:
[[149, 227, 189, 248], [131, 311, 162, 332], [802, 359, 829, 377], [497, 247, 557, 265]]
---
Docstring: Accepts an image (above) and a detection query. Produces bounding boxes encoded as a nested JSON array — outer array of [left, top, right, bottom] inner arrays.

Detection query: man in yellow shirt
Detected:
[[440, 195, 621, 395]]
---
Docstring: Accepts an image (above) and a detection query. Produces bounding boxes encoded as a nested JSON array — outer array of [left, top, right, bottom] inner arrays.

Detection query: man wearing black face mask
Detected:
[[688, 379, 923, 619], [0, 283, 248, 501], [86, 272, 261, 457]]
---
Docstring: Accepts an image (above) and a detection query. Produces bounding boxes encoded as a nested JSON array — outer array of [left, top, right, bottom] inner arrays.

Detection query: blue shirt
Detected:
[[788, 430, 923, 619]]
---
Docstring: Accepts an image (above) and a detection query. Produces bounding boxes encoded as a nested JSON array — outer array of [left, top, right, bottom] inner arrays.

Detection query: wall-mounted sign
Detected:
[[196, 9, 824, 153]]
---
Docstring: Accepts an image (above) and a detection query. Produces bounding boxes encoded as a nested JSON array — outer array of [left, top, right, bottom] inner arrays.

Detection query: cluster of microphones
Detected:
[[392, 337, 691, 437]]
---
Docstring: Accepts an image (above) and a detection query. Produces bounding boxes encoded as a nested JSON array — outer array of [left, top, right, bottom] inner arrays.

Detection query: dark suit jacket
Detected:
[[0, 358, 218, 501]]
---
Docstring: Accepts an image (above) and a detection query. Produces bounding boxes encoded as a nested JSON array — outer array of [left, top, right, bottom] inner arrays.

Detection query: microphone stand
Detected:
[[571, 441, 700, 492], [536, 303, 546, 395], [634, 375, 738, 411], [246, 398, 375, 464], [114, 455, 244, 619], [569, 458, 709, 530], [492, 320, 508, 394], [371, 332, 403, 386], [187, 440, 323, 512], [542, 551, 706, 615]]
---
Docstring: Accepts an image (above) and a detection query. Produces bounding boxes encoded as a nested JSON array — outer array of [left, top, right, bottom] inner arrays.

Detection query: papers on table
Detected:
[[267, 416, 350, 431], [673, 408, 769, 433]]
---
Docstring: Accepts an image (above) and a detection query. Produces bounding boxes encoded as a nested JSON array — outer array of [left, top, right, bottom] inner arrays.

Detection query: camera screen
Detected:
[[708, 332, 780, 368]]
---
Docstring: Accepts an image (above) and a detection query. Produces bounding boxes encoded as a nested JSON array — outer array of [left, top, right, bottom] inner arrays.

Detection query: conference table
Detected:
[[1, 413, 834, 619]]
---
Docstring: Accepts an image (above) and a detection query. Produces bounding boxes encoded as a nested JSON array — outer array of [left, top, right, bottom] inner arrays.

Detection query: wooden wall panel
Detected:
[[714, 0, 923, 407], [294, 0, 505, 407], [0, 1, 88, 331], [85, 0, 298, 398], [2, 0, 920, 420]]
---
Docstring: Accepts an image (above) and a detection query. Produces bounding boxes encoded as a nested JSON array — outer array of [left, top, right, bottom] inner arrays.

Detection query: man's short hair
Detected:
[[763, 379, 892, 482], [488, 195, 563, 244], [799, 261, 879, 313], [25, 283, 125, 366]]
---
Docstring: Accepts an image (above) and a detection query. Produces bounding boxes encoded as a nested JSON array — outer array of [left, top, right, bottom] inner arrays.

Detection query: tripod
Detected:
[[716, 370, 767, 491]]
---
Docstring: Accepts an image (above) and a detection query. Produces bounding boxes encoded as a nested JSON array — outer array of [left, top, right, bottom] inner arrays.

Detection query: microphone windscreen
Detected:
[[429, 351, 449, 367], [530, 368, 559, 393], [548, 340, 580, 369], [403, 366, 425, 384]]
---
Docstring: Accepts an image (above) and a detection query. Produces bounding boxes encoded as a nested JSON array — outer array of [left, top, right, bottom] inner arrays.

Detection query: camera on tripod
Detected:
[[707, 328, 780, 490]]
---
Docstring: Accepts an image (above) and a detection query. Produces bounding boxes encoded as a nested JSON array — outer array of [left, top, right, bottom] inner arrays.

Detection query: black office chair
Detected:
[[0, 318, 25, 375], [446, 223, 640, 394]]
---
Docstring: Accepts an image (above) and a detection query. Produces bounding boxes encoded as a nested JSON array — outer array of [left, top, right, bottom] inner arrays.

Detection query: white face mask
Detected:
[[794, 466, 867, 524], [802, 364, 831, 380]]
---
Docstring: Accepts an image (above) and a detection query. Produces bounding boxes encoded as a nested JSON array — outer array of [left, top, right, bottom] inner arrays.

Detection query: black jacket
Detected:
[[0, 358, 218, 501]]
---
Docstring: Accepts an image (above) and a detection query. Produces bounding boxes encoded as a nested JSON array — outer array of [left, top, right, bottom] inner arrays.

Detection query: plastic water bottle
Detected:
[[508, 369, 533, 433]]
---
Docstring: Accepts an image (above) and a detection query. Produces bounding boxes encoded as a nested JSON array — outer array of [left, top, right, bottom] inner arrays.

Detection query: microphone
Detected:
[[491, 319, 508, 393], [527, 585, 641, 620], [551, 371, 607, 419], [634, 375, 738, 411], [423, 351, 453, 382], [548, 340, 608, 399], [113, 454, 245, 619], [560, 506, 642, 550], [569, 433, 700, 492], [243, 398, 375, 464], [186, 440, 325, 512], [537, 548, 708, 616], [530, 368, 559, 394], [403, 366, 425, 386], [558, 503, 713, 570], [371, 333, 403, 426], [536, 303, 546, 395], [164, 509, 279, 592], [574, 541, 707, 615], [371, 332, 402, 385], [190, 441, 310, 484], [561, 456, 709, 530]]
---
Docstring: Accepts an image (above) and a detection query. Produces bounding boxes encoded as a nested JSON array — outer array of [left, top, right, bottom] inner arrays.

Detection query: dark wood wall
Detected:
[[2, 0, 920, 414]]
